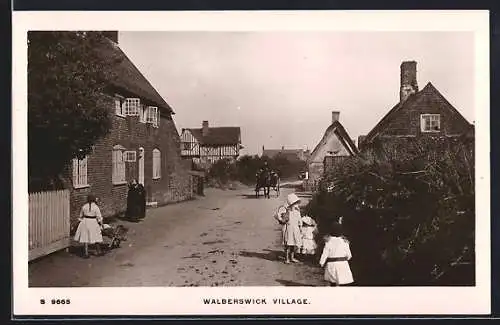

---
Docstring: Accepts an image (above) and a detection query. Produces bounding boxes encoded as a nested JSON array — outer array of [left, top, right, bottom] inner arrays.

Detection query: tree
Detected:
[[28, 31, 122, 191]]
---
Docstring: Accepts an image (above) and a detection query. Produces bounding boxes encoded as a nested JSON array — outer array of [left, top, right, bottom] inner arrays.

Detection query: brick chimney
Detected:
[[400, 61, 419, 103], [102, 31, 118, 44], [202, 120, 209, 137], [332, 111, 340, 124]]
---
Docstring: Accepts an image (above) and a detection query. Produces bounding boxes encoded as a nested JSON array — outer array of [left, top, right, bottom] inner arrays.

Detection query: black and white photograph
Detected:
[[13, 11, 490, 315]]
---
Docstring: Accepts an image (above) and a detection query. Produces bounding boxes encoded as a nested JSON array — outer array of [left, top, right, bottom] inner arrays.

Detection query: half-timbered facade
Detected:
[[180, 121, 242, 169]]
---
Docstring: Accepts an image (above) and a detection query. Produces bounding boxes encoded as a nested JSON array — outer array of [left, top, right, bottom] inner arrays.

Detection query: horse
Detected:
[[255, 169, 271, 199], [269, 172, 280, 197]]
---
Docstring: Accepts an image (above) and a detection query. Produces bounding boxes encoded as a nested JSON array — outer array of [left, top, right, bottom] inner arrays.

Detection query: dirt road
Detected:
[[29, 185, 326, 287]]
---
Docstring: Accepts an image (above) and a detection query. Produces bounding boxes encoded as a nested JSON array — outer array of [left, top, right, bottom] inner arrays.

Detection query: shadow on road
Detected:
[[239, 249, 283, 262], [275, 279, 316, 287]]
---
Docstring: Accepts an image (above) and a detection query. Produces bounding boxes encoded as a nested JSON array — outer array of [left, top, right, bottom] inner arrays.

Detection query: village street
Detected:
[[29, 184, 326, 287]]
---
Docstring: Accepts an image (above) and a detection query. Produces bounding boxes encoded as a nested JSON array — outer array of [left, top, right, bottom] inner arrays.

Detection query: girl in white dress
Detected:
[[300, 216, 318, 256], [74, 194, 103, 258], [319, 222, 354, 286], [279, 193, 303, 264]]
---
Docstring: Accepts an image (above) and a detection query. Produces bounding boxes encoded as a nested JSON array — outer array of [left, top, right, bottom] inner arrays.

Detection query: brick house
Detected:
[[180, 120, 242, 170], [67, 32, 193, 222], [358, 61, 474, 150], [305, 111, 358, 191]]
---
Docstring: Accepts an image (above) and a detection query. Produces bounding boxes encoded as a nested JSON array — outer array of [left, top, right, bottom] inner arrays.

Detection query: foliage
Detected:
[[28, 31, 122, 191], [206, 154, 306, 186], [304, 136, 475, 285]]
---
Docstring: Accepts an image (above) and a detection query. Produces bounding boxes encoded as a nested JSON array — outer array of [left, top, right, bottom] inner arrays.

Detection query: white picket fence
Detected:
[[29, 189, 70, 261]]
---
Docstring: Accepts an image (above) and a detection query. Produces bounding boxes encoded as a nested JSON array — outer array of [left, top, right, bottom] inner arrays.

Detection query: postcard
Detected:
[[12, 10, 490, 316]]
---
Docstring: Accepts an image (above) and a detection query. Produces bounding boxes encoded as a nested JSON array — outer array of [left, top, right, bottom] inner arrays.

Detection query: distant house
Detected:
[[261, 146, 310, 162], [63, 32, 193, 221], [180, 121, 243, 169], [306, 111, 358, 191], [358, 61, 474, 151]]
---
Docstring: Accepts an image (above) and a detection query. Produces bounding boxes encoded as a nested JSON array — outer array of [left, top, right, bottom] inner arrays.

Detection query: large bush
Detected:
[[305, 136, 475, 286], [206, 154, 306, 187]]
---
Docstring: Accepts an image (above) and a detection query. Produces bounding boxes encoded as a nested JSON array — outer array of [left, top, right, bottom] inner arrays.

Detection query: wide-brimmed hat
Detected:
[[301, 216, 316, 226], [286, 193, 301, 206]]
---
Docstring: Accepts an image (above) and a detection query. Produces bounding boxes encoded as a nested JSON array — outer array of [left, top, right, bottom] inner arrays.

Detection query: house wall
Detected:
[[67, 95, 193, 222], [308, 129, 351, 184], [378, 90, 471, 138]]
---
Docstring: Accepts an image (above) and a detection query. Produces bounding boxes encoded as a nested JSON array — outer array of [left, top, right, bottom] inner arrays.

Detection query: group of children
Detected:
[[275, 193, 354, 286]]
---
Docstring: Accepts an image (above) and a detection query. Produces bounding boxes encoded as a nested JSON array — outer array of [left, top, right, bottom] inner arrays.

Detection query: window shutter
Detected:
[[72, 159, 78, 185]]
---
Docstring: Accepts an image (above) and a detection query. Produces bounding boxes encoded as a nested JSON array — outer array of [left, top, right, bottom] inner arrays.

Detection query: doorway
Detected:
[[138, 147, 145, 185]]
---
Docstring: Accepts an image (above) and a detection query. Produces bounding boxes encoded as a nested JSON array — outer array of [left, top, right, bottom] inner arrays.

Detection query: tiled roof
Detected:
[[188, 127, 241, 146], [363, 82, 472, 144], [98, 39, 174, 114]]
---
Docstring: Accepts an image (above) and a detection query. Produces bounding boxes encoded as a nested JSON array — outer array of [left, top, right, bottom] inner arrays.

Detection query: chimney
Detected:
[[400, 61, 419, 102], [202, 120, 209, 137], [332, 111, 340, 124], [102, 31, 118, 44]]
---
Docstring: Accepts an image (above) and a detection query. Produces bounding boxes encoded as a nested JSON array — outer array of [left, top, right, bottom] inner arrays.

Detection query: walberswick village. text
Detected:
[[203, 298, 310, 305]]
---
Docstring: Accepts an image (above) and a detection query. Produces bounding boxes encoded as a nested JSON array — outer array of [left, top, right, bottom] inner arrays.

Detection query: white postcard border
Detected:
[[12, 10, 490, 315]]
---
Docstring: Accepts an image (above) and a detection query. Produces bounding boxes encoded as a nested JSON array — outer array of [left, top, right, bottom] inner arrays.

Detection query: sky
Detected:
[[117, 31, 475, 156]]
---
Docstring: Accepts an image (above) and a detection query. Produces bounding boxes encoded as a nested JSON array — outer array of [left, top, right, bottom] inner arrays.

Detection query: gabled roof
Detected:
[[186, 127, 241, 146], [363, 82, 472, 144], [99, 39, 174, 115], [309, 120, 359, 162]]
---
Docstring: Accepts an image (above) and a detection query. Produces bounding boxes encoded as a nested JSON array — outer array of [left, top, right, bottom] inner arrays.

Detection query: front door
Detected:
[[138, 147, 145, 185]]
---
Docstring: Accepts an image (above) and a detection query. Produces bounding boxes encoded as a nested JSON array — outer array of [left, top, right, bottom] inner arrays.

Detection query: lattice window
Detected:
[[124, 98, 140, 116], [146, 106, 159, 127], [420, 114, 441, 132], [72, 156, 88, 188], [124, 151, 137, 162]]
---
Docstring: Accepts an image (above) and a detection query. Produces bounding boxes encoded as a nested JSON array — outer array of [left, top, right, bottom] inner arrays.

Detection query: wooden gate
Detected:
[[29, 189, 70, 261]]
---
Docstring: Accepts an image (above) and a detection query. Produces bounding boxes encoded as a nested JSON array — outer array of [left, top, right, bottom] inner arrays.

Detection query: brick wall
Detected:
[[67, 95, 193, 222], [380, 87, 471, 138]]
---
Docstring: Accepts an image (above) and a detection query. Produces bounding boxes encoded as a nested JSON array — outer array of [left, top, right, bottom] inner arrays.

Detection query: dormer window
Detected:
[[420, 114, 441, 132], [146, 106, 159, 127], [123, 98, 140, 116], [114, 95, 125, 116]]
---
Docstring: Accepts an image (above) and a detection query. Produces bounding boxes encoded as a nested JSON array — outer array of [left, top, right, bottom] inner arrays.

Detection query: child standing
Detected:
[[319, 222, 354, 286], [276, 193, 303, 264], [74, 194, 103, 258], [300, 216, 318, 257]]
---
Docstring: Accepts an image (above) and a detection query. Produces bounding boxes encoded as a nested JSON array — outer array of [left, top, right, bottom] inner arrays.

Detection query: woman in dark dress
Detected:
[[126, 179, 139, 221], [136, 182, 146, 219]]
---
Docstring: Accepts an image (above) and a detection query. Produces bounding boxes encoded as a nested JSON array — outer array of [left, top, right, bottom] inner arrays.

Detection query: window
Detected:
[[124, 151, 137, 162], [72, 156, 88, 188], [124, 98, 140, 116], [420, 114, 441, 132], [182, 142, 192, 151], [115, 96, 124, 116], [153, 149, 161, 179], [139, 104, 147, 123], [146, 106, 159, 127], [112, 145, 126, 184]]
